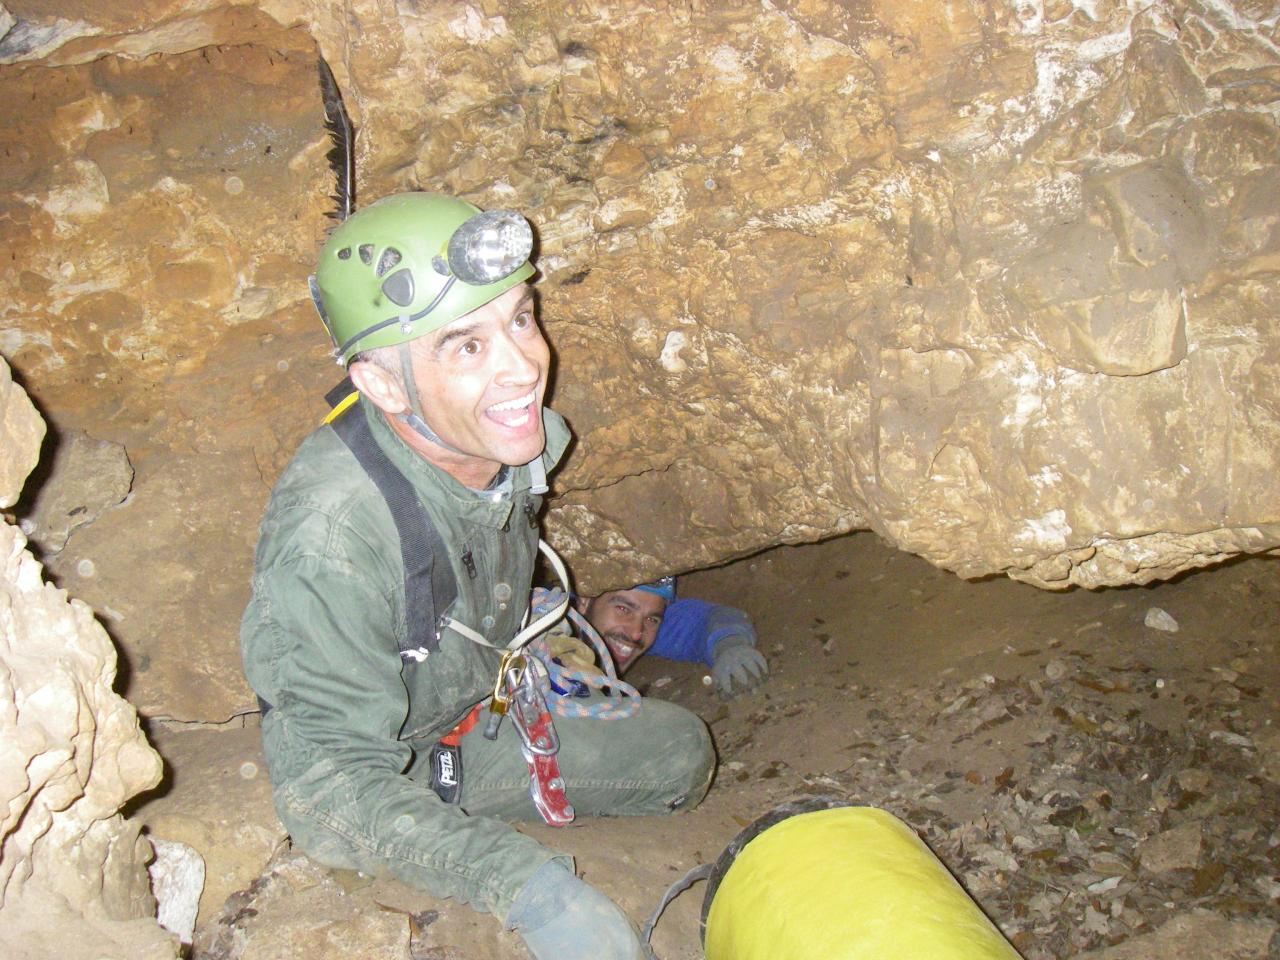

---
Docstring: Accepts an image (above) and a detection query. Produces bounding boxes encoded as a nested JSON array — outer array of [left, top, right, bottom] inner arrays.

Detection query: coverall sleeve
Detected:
[[242, 551, 563, 919], [648, 598, 759, 667], [648, 598, 716, 665]]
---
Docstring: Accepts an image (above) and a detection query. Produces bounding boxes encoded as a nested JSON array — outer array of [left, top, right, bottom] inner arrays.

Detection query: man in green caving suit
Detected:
[[240, 193, 714, 959]]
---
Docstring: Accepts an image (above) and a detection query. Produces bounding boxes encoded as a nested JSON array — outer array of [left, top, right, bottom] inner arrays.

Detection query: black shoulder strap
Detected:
[[325, 376, 356, 410], [330, 402, 457, 658]]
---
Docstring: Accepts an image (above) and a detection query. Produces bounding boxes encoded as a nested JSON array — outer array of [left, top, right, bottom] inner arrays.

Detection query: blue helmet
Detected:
[[633, 576, 675, 602]]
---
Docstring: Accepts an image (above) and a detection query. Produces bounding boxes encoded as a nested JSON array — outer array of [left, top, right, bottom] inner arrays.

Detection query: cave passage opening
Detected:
[[124, 531, 1279, 957]]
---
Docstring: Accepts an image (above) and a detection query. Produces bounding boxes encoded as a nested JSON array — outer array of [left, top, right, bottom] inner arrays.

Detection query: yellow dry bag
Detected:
[[698, 799, 1024, 960]]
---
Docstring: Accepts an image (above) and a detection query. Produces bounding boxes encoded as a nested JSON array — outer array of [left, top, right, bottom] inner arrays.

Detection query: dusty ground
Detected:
[[134, 533, 1280, 959]]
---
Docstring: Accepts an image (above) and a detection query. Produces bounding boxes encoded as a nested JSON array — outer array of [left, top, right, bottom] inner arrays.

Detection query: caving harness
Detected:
[[323, 380, 458, 662]]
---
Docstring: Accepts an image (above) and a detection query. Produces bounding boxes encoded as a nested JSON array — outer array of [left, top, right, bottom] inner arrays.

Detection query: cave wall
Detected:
[[0, 0, 1277, 720], [0, 357, 177, 959], [0, 9, 333, 719]]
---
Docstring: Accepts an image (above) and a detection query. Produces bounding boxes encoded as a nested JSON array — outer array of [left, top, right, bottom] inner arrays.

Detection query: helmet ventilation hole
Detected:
[[336, 247, 352, 260], [358, 243, 374, 265], [376, 247, 402, 278]]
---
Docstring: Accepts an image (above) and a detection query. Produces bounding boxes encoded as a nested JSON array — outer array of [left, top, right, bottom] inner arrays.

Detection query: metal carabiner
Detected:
[[489, 650, 527, 716], [510, 661, 560, 757]]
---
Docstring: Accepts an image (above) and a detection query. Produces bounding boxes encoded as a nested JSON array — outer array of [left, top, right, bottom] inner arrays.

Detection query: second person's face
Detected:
[[583, 588, 668, 671]]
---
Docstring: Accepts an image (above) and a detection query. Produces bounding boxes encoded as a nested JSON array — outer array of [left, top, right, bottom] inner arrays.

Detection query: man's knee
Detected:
[[272, 775, 381, 877], [643, 699, 715, 811]]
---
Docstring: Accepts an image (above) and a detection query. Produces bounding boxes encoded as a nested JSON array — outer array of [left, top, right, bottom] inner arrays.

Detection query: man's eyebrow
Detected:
[[427, 293, 535, 356], [429, 321, 481, 355]]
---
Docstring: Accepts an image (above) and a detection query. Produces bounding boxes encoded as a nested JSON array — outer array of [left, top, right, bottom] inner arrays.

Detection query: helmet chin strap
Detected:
[[397, 340, 468, 455], [395, 340, 549, 494], [527, 452, 548, 495]]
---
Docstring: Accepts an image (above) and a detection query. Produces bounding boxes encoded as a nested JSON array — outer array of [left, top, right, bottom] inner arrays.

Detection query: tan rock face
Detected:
[[1, 2, 1278, 719], [0, 25, 333, 719], [311, 0, 1280, 594], [0, 357, 177, 959], [0, 353, 43, 507]]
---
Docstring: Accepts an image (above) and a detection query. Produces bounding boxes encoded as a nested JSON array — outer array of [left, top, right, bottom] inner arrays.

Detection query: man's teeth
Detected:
[[489, 391, 535, 413]]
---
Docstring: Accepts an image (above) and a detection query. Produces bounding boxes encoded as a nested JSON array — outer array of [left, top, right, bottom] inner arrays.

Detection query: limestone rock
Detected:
[[0, 355, 43, 508], [149, 838, 206, 945], [296, 0, 1280, 594], [17, 428, 133, 554], [1143, 607, 1180, 634], [1137, 820, 1203, 874], [0, 27, 327, 719], [193, 848, 410, 960], [1072, 908, 1276, 960], [133, 724, 285, 926], [2, 2, 1280, 720], [0, 358, 177, 959]]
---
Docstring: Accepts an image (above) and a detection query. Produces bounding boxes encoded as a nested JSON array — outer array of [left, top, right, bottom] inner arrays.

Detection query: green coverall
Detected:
[[240, 401, 714, 918]]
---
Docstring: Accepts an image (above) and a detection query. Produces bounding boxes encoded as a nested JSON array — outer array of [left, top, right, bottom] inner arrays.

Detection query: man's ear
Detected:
[[349, 359, 409, 416], [573, 595, 591, 616]]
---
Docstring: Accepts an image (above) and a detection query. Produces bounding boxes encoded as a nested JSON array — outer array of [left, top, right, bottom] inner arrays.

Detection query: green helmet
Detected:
[[311, 192, 536, 365]]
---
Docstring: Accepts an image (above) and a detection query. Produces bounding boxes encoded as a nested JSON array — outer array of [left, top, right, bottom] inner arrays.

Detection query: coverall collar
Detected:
[[362, 400, 569, 528]]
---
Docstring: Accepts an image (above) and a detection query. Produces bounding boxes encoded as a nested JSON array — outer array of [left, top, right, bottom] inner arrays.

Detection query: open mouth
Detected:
[[485, 389, 536, 428], [605, 635, 639, 665]]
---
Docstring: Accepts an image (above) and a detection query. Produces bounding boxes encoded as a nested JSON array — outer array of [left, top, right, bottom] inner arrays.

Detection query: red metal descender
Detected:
[[506, 657, 575, 826]]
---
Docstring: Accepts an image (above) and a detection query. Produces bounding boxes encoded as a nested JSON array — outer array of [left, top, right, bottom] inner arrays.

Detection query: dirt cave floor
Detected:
[[134, 533, 1280, 959]]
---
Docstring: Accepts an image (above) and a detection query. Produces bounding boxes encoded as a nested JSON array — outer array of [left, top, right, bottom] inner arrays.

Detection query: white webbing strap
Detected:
[[440, 539, 570, 651]]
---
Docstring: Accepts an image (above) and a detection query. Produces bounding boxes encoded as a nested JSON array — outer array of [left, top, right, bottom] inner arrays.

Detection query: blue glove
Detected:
[[711, 635, 769, 698], [507, 861, 646, 960]]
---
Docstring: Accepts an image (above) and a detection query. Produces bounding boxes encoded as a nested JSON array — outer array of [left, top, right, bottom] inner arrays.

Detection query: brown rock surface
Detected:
[[1137, 820, 1203, 874], [1, 26, 332, 720], [0, 0, 1278, 724], [0, 356, 177, 960], [1071, 909, 1276, 960], [0, 352, 42, 507], [193, 849, 411, 960], [133, 722, 284, 926], [17, 428, 132, 554]]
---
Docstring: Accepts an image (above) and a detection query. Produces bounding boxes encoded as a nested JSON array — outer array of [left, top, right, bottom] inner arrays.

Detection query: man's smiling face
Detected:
[[407, 283, 549, 485], [580, 588, 668, 672]]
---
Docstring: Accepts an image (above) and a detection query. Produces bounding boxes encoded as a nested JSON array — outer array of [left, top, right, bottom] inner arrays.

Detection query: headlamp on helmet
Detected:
[[443, 210, 534, 285]]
